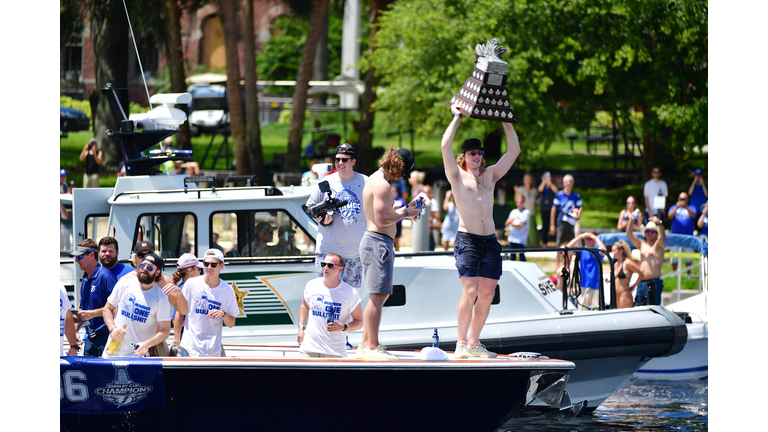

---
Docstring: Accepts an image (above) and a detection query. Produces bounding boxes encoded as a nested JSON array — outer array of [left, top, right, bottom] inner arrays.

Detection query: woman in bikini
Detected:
[[611, 240, 644, 309]]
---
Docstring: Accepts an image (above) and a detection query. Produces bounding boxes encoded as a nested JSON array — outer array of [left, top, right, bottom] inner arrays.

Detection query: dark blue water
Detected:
[[499, 379, 708, 431]]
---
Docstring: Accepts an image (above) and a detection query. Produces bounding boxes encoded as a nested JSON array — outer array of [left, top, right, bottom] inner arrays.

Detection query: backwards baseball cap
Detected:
[[133, 241, 153, 254], [336, 143, 356, 158], [177, 253, 204, 270], [142, 253, 165, 272], [203, 248, 225, 263], [461, 138, 483, 152], [395, 148, 416, 178], [69, 245, 98, 258]]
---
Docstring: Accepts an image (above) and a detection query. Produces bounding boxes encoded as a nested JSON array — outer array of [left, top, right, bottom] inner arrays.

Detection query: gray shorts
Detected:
[[359, 231, 395, 295], [315, 253, 363, 288]]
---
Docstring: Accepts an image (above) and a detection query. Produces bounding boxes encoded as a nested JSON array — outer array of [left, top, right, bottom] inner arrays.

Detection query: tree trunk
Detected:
[[284, 0, 329, 174], [89, 0, 129, 170], [166, 0, 191, 150], [312, 7, 329, 105], [357, 0, 391, 174], [219, 0, 250, 174], [242, 0, 266, 183]]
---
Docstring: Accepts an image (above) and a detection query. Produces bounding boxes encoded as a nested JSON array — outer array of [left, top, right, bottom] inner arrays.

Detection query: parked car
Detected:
[[188, 83, 230, 136], [60, 106, 90, 132]]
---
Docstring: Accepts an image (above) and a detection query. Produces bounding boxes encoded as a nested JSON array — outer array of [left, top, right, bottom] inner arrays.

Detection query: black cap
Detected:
[[336, 143, 356, 158], [142, 253, 165, 272], [461, 138, 483, 153], [133, 241, 153, 254], [278, 225, 296, 236], [395, 148, 416, 178]]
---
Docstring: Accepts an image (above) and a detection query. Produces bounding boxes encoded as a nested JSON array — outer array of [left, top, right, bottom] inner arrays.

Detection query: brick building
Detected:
[[61, 1, 288, 105]]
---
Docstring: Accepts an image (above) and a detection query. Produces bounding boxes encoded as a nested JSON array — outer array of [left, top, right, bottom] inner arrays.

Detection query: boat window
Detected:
[[383, 285, 406, 307], [83, 214, 110, 245], [211, 210, 315, 258], [133, 212, 196, 259]]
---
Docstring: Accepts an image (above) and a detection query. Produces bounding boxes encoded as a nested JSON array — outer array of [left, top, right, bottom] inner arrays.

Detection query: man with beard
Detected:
[[101, 254, 177, 357], [70, 238, 117, 357], [177, 249, 239, 357], [442, 103, 521, 358], [98, 236, 132, 280], [306, 143, 368, 288], [357, 147, 423, 361]]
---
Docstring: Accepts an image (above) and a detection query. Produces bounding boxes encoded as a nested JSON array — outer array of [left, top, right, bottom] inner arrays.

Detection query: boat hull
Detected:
[[634, 322, 708, 380], [60, 349, 574, 432]]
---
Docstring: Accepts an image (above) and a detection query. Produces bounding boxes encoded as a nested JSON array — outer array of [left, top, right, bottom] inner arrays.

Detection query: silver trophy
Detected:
[[447, 38, 517, 123]]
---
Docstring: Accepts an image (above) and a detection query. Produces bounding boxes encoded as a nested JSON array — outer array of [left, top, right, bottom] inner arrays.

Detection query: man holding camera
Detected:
[[79, 137, 103, 188], [306, 143, 368, 288]]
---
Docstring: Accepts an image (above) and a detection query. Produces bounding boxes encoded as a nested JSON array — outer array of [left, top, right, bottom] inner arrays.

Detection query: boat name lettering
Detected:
[[538, 279, 558, 296]]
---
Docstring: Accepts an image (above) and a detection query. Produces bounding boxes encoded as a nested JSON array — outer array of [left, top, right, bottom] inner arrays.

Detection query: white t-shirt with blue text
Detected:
[[306, 172, 368, 258], [299, 277, 361, 357], [179, 276, 240, 357], [103, 278, 170, 357]]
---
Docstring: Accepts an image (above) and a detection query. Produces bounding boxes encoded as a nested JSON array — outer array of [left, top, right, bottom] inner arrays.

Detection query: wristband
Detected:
[[454, 113, 462, 118], [299, 325, 306, 330]]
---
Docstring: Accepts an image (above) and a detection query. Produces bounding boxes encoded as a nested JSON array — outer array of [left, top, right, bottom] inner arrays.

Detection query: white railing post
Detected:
[[676, 246, 682, 302]]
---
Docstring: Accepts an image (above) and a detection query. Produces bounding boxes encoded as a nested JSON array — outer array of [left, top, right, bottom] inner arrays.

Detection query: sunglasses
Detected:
[[678, 198, 687, 201], [203, 262, 220, 268], [139, 263, 155, 272], [136, 251, 149, 259], [320, 262, 337, 269], [335, 157, 352, 163], [468, 150, 484, 157], [645, 230, 656, 235], [75, 254, 85, 260]]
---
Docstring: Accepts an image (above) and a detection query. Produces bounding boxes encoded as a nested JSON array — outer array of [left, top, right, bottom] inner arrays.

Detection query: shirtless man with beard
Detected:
[[442, 103, 521, 358]]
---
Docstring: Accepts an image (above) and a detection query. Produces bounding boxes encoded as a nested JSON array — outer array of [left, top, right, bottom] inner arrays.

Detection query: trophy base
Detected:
[[445, 100, 517, 123]]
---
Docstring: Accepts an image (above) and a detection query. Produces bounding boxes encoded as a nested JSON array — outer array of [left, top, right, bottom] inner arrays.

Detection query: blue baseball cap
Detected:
[[694, 169, 702, 175], [60, 169, 67, 176]]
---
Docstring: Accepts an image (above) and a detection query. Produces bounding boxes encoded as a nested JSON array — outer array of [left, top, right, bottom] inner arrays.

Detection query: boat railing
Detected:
[[660, 247, 708, 302], [395, 246, 617, 311]]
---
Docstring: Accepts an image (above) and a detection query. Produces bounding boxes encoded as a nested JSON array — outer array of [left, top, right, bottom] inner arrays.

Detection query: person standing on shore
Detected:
[[358, 147, 422, 360], [644, 167, 668, 222], [549, 175, 582, 247], [442, 103, 521, 358], [519, 173, 539, 247], [504, 194, 530, 261], [79, 137, 102, 188], [537, 172, 558, 246], [626, 216, 666, 306], [297, 253, 363, 358]]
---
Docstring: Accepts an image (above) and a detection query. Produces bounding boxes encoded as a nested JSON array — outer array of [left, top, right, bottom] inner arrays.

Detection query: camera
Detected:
[[307, 180, 348, 224], [544, 172, 551, 180]]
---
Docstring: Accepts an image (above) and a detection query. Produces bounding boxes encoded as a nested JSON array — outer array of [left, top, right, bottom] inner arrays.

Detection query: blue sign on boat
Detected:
[[60, 356, 164, 414]]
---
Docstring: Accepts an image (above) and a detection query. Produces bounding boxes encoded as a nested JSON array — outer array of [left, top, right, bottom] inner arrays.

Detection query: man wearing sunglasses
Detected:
[[297, 253, 363, 358], [306, 143, 368, 289], [443, 103, 521, 359], [69, 238, 118, 357], [177, 249, 239, 357], [101, 253, 172, 357], [122, 241, 186, 324], [667, 192, 697, 276], [626, 215, 666, 306]]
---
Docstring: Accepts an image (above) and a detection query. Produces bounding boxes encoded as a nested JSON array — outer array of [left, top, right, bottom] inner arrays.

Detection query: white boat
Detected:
[[60, 347, 576, 431], [61, 85, 687, 415], [635, 292, 708, 380]]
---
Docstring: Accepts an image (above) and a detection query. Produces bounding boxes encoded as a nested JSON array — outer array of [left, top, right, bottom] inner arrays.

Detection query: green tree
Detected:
[[243, 0, 267, 182], [366, 0, 707, 175], [219, 0, 250, 174]]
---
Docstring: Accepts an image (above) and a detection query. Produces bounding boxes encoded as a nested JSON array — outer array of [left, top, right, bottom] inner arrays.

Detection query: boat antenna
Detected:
[[122, 0, 153, 111]]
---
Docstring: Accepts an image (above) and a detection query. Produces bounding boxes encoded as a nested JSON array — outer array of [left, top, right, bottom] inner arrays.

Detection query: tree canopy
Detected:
[[364, 0, 707, 174]]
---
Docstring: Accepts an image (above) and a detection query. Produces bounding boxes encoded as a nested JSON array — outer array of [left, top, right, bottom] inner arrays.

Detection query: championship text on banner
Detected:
[[60, 356, 165, 414]]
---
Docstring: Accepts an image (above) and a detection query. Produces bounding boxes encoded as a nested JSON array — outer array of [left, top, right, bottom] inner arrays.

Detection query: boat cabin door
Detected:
[[71, 187, 114, 304]]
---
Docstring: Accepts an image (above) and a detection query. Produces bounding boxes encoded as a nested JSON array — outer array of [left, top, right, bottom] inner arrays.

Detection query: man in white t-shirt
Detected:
[[297, 253, 363, 358], [643, 167, 668, 221], [306, 144, 368, 288], [102, 254, 173, 357], [60, 285, 79, 356], [178, 248, 239, 357], [504, 194, 530, 261]]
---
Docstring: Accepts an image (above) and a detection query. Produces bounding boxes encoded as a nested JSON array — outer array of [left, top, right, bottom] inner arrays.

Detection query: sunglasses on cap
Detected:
[[335, 157, 352, 163], [203, 262, 220, 268], [139, 263, 155, 272], [320, 262, 337, 269], [468, 150, 484, 157]]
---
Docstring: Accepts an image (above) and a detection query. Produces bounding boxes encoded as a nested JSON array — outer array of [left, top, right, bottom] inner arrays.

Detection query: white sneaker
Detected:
[[355, 346, 367, 359], [363, 345, 398, 361], [467, 341, 497, 358], [455, 340, 468, 359]]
